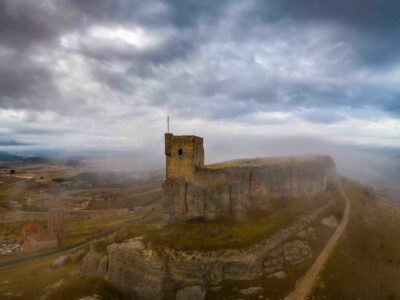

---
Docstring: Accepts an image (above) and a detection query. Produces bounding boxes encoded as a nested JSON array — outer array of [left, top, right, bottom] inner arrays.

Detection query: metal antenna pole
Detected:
[[167, 115, 170, 133]]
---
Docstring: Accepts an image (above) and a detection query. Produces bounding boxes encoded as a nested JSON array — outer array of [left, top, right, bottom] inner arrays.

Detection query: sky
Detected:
[[1, 0, 400, 160]]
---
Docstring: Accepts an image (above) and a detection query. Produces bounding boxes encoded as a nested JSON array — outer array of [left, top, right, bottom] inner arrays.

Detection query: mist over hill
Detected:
[[2, 135, 399, 190]]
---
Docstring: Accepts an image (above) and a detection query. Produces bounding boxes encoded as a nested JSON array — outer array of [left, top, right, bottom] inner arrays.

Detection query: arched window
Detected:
[[178, 148, 183, 156]]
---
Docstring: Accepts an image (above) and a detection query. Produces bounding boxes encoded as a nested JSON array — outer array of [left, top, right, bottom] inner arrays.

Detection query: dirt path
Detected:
[[285, 182, 351, 300], [130, 188, 161, 197]]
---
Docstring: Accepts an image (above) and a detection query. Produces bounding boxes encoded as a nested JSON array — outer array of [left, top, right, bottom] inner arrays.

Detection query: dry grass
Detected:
[[310, 180, 400, 300], [64, 215, 133, 247], [46, 276, 128, 300], [206, 155, 327, 169], [0, 215, 133, 265], [144, 191, 336, 251], [0, 252, 126, 300], [207, 260, 312, 300], [0, 252, 78, 299], [93, 209, 162, 253]]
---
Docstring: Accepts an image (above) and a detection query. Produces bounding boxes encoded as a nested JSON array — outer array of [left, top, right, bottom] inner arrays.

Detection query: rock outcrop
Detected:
[[162, 133, 337, 222], [51, 255, 71, 269], [321, 215, 339, 228], [81, 199, 334, 300], [176, 286, 205, 300], [283, 240, 312, 264]]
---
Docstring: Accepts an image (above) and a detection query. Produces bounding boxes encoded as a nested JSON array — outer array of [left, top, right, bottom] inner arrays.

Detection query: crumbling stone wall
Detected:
[[163, 133, 337, 222]]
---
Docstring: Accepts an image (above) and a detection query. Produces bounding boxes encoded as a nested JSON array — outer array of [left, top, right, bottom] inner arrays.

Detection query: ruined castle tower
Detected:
[[165, 133, 204, 180], [163, 133, 337, 223], [48, 208, 65, 246]]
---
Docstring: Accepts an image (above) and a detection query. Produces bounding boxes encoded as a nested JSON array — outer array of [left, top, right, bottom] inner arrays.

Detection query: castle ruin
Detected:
[[18, 208, 65, 252], [162, 133, 337, 222]]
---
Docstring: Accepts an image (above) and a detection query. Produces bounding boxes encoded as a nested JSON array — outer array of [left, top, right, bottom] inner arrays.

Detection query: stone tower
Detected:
[[48, 208, 65, 246], [165, 133, 204, 180]]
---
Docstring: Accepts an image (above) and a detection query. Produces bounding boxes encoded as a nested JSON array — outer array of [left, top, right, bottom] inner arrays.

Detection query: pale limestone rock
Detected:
[[267, 271, 287, 279], [321, 215, 338, 228], [97, 255, 109, 277], [239, 286, 263, 296], [74, 250, 86, 263], [296, 230, 308, 239], [78, 295, 101, 300], [176, 286, 205, 300], [223, 255, 263, 280], [307, 227, 317, 240], [263, 247, 283, 273], [51, 255, 71, 269], [81, 252, 103, 275], [283, 240, 312, 264], [107, 240, 166, 300], [163, 136, 337, 223]]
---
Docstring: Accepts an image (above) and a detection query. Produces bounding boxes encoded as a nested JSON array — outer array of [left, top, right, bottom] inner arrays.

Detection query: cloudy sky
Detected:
[[1, 0, 400, 159]]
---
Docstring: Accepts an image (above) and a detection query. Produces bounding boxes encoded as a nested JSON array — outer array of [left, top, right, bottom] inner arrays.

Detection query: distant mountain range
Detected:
[[0, 141, 31, 146], [0, 151, 45, 163]]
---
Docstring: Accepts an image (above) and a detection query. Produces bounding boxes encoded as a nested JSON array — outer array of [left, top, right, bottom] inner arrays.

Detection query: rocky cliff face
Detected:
[[163, 155, 337, 222], [81, 199, 334, 300]]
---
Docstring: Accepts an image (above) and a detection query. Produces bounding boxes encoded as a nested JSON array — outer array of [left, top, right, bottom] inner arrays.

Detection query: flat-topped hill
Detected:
[[206, 155, 333, 169], [163, 133, 337, 222]]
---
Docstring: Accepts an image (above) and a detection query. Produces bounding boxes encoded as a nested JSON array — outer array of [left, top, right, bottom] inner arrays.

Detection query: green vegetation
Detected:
[[310, 180, 400, 300], [0, 222, 27, 241], [0, 250, 126, 300], [0, 215, 136, 265], [93, 209, 162, 252], [207, 156, 323, 169], [0, 181, 34, 210], [0, 160, 162, 212], [47, 276, 128, 300], [64, 215, 133, 247], [0, 252, 78, 299], [144, 191, 337, 251]]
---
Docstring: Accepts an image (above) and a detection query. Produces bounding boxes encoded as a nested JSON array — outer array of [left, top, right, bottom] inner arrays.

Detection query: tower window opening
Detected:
[[178, 148, 183, 156]]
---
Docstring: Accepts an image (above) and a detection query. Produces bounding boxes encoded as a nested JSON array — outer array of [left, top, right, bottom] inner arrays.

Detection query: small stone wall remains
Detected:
[[0, 208, 129, 223]]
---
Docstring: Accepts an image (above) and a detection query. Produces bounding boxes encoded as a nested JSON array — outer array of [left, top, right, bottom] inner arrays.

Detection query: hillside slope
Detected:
[[310, 180, 400, 300]]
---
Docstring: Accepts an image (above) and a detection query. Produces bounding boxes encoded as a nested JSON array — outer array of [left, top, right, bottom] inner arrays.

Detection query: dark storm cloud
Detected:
[[65, 0, 171, 28], [0, 0, 400, 127], [167, 0, 232, 27], [0, 49, 59, 110], [0, 1, 72, 112], [266, 0, 400, 67], [0, 1, 62, 50]]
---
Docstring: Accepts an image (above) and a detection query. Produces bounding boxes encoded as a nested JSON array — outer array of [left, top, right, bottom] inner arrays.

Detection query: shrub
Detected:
[[46, 275, 128, 300]]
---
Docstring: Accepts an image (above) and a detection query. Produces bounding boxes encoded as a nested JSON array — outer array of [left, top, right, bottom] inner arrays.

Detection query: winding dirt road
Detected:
[[285, 182, 351, 300]]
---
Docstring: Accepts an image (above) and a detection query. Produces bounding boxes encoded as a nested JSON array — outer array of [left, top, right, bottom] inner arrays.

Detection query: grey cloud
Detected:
[[0, 49, 59, 110], [0, 0, 399, 131], [65, 0, 171, 28], [300, 110, 346, 124], [12, 127, 73, 136], [0, 1, 74, 50], [259, 0, 400, 67]]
